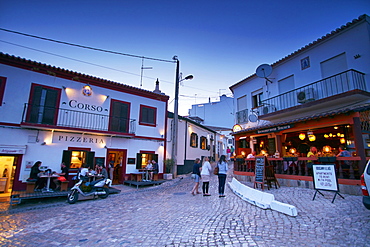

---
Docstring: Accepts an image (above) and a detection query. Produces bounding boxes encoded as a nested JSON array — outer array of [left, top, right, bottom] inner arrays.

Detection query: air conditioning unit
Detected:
[[262, 105, 276, 115], [297, 88, 315, 103]]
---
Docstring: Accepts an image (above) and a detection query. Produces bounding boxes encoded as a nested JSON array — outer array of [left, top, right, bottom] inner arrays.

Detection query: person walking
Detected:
[[191, 158, 201, 195], [200, 156, 212, 196], [217, 155, 228, 197]]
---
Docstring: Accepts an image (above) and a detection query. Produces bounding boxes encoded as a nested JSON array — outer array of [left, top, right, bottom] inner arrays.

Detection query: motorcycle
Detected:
[[67, 176, 112, 204]]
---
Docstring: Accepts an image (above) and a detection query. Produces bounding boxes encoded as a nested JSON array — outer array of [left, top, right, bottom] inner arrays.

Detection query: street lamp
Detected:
[[171, 56, 193, 177]]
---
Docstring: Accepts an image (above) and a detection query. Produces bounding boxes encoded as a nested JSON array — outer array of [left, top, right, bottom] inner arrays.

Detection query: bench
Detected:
[[26, 181, 36, 193], [60, 181, 69, 191], [131, 172, 145, 182]]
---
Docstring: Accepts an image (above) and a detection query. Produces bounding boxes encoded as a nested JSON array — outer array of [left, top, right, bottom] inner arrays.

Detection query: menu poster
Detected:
[[254, 156, 266, 183], [312, 164, 339, 192]]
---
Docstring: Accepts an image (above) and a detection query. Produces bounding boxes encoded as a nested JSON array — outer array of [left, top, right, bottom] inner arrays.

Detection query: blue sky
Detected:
[[1, 0, 369, 115]]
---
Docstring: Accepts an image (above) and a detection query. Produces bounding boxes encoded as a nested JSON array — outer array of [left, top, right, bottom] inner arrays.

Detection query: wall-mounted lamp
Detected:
[[62, 86, 66, 90], [106, 95, 110, 99], [160, 143, 164, 146], [41, 142, 47, 145], [104, 145, 108, 149]]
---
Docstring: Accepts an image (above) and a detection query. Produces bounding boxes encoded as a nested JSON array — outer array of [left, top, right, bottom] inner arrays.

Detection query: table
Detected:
[[40, 174, 59, 192], [139, 169, 154, 181]]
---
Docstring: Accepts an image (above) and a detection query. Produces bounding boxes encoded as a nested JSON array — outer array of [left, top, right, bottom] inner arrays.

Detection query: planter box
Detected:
[[163, 173, 173, 180], [318, 157, 336, 163]]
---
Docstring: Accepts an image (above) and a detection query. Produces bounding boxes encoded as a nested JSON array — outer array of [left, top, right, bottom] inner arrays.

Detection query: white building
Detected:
[[229, 14, 370, 193], [188, 94, 234, 129], [166, 112, 216, 174], [0, 52, 169, 192], [188, 94, 235, 158]]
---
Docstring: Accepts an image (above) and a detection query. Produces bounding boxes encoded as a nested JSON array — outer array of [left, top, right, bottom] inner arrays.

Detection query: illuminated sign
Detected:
[[232, 124, 242, 132]]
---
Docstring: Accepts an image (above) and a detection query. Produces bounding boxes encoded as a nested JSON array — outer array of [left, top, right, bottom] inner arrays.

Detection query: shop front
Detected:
[[232, 108, 370, 195]]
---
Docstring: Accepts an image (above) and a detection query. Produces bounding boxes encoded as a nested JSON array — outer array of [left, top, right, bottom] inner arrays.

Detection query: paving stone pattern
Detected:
[[0, 163, 369, 247]]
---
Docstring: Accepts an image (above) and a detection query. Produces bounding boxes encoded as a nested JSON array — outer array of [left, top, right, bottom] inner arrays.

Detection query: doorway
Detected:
[[0, 156, 17, 199], [106, 149, 127, 184]]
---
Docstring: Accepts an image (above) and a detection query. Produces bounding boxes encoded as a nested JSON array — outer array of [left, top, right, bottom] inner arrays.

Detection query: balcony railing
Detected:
[[257, 69, 366, 115], [22, 103, 136, 134]]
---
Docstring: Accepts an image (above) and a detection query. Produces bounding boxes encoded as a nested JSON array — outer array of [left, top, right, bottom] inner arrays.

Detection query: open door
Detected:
[[106, 149, 127, 184]]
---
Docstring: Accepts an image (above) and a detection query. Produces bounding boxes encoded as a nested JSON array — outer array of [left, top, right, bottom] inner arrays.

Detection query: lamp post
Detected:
[[171, 56, 193, 178]]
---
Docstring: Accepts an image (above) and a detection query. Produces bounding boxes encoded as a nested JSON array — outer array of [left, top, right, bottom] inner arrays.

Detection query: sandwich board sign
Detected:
[[254, 156, 266, 190], [312, 164, 344, 203]]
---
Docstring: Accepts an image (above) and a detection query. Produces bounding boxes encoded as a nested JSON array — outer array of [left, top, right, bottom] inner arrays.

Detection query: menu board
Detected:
[[254, 156, 266, 183], [312, 164, 339, 192]]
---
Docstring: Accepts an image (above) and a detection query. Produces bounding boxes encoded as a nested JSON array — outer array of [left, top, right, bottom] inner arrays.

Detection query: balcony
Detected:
[[21, 103, 136, 135], [256, 69, 370, 121]]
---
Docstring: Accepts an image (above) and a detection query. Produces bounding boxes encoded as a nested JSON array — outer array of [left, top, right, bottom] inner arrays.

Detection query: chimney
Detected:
[[153, 78, 162, 94]]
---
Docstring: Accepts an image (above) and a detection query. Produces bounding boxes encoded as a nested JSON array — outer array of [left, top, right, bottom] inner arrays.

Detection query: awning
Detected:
[[233, 103, 370, 135]]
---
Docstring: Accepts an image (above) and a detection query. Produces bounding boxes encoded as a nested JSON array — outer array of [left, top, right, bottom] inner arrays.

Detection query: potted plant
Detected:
[[164, 158, 175, 173], [283, 155, 298, 162], [318, 154, 336, 163]]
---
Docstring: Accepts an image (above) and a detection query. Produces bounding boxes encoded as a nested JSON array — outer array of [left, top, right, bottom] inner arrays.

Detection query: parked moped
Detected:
[[67, 176, 112, 204]]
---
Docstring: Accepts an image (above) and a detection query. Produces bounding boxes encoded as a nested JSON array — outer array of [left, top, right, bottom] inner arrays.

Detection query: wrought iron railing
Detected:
[[257, 69, 366, 115], [22, 103, 136, 134]]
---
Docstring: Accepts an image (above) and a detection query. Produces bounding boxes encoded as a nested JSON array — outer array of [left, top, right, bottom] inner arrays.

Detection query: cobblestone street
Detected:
[[0, 166, 369, 247]]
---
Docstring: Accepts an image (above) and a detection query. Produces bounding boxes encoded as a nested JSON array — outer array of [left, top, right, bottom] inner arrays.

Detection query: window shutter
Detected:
[[62, 150, 72, 168], [136, 153, 142, 169], [86, 151, 95, 169]]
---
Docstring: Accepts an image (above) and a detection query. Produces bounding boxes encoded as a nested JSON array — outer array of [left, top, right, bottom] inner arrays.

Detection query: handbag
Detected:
[[213, 165, 219, 175]]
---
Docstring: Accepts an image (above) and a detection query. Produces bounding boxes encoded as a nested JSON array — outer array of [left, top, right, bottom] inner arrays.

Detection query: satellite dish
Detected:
[[248, 114, 258, 123], [256, 64, 272, 78]]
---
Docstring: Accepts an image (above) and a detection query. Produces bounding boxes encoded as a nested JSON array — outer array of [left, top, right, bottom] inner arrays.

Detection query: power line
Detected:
[[0, 28, 230, 99], [0, 28, 174, 63]]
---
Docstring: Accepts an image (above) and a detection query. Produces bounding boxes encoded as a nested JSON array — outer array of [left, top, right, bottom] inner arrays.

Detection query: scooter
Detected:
[[67, 176, 112, 204]]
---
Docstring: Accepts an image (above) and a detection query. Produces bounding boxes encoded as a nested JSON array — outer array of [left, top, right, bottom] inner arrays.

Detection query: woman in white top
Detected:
[[200, 157, 212, 196]]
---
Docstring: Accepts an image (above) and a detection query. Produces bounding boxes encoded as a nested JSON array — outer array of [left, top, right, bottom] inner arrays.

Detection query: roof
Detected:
[[230, 14, 370, 91], [233, 102, 370, 135], [0, 52, 169, 102]]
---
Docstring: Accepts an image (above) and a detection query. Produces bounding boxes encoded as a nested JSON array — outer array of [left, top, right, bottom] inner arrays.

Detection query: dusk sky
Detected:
[[1, 0, 369, 115]]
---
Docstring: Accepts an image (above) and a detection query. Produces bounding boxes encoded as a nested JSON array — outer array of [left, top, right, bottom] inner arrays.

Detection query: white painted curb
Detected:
[[228, 177, 298, 217]]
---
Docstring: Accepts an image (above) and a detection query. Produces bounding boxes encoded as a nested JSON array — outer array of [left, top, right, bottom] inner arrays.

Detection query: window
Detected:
[[139, 105, 157, 127], [136, 152, 158, 169], [252, 90, 263, 108], [109, 99, 130, 133], [320, 53, 348, 78], [27, 84, 61, 125], [0, 76, 6, 106], [236, 95, 248, 123], [200, 136, 207, 150], [190, 133, 198, 148], [62, 149, 94, 171]]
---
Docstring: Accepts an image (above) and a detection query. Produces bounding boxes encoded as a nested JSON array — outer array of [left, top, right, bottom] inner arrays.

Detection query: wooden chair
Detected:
[[60, 181, 69, 191], [26, 182, 36, 193]]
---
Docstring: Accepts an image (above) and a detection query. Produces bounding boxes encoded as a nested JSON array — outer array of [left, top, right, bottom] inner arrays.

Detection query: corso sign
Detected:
[[68, 100, 103, 112]]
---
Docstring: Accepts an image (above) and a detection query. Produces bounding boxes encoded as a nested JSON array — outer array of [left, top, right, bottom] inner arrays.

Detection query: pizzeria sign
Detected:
[[256, 124, 293, 134]]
